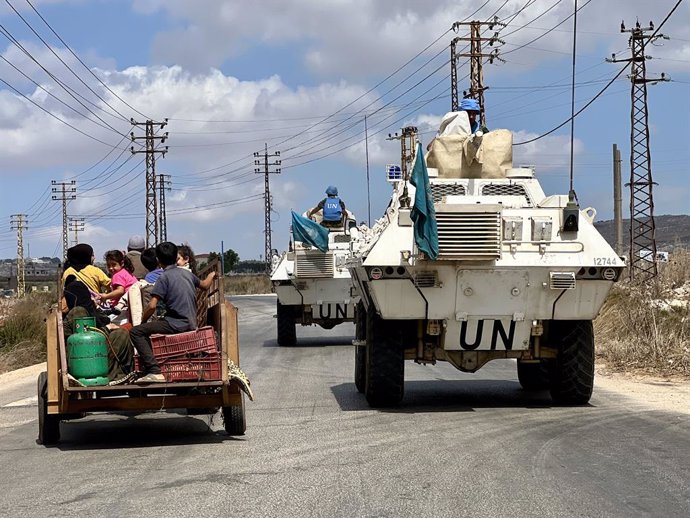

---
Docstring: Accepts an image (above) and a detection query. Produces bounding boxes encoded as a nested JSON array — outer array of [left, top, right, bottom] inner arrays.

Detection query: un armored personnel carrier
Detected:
[[347, 118, 624, 407], [271, 209, 359, 346]]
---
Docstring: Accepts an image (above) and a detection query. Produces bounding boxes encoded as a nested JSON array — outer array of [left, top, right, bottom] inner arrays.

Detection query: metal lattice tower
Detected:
[[254, 143, 281, 272], [386, 126, 417, 208], [608, 21, 669, 281], [131, 119, 168, 247], [10, 214, 27, 297], [158, 174, 171, 242], [450, 36, 460, 112], [51, 180, 76, 261], [450, 19, 504, 125], [68, 217, 84, 245]]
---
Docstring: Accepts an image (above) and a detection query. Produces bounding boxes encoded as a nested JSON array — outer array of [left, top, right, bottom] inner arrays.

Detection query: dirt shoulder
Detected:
[[595, 364, 690, 415]]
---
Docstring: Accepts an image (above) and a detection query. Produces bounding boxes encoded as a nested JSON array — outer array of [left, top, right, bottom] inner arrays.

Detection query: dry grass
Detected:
[[223, 274, 273, 296], [0, 293, 54, 374], [595, 250, 690, 378]]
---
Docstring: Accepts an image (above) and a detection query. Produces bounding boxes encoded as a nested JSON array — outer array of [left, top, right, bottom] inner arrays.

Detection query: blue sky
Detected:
[[0, 0, 688, 261]]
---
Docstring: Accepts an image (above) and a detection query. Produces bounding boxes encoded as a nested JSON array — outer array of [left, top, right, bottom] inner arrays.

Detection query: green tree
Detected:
[[203, 250, 239, 273], [222, 249, 239, 272]]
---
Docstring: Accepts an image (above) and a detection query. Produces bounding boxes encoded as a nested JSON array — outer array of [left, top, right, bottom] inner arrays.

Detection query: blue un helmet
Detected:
[[459, 98, 480, 112], [326, 185, 338, 196]]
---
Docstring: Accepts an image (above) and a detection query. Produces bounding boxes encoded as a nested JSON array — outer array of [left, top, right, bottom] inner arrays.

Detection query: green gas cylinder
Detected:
[[67, 316, 109, 386]]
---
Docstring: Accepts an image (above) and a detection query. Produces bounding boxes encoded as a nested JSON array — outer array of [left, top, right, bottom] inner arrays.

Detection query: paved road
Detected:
[[1, 295, 689, 517]]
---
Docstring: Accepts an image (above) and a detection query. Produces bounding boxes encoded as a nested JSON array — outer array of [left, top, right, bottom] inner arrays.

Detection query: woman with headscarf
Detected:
[[61, 243, 111, 296]]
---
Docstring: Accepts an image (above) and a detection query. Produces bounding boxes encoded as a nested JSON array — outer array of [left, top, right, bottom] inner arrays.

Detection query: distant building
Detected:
[[0, 259, 61, 289]]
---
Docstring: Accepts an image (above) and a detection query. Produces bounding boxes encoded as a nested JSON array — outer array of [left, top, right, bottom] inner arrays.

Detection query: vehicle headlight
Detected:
[[602, 267, 617, 281]]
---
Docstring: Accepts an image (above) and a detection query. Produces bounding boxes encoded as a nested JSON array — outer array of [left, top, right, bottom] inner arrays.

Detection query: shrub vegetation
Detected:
[[0, 293, 53, 373], [595, 250, 690, 378]]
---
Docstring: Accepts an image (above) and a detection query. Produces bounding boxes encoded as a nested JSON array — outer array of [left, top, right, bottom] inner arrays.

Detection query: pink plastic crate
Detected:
[[150, 326, 217, 360]]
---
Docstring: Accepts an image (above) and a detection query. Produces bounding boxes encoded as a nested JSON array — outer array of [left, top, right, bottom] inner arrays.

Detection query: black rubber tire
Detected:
[[364, 305, 404, 407], [222, 399, 246, 436], [276, 301, 297, 347], [517, 360, 550, 391], [37, 371, 60, 445], [548, 320, 595, 405], [354, 302, 366, 393]]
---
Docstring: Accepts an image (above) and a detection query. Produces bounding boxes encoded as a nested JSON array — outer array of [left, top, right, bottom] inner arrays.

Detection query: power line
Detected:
[[0, 25, 128, 134], [0, 73, 124, 146], [513, 0, 684, 146], [513, 66, 630, 145], [24, 0, 149, 120], [5, 0, 131, 122]]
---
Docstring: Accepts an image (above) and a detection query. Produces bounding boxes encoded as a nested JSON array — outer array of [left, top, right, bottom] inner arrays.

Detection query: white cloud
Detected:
[[130, 0, 690, 78], [512, 130, 584, 174]]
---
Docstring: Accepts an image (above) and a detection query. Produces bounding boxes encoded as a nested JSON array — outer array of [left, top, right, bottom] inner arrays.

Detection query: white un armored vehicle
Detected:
[[271, 208, 359, 346], [347, 117, 624, 407]]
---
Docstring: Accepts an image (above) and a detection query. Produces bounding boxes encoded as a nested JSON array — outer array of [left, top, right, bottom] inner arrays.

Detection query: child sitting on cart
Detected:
[[130, 242, 216, 384]]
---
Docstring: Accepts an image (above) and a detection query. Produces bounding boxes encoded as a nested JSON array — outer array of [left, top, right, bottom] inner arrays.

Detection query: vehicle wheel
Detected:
[[364, 305, 404, 407], [37, 371, 60, 445], [548, 320, 595, 405], [222, 399, 246, 436], [276, 301, 297, 347], [354, 302, 366, 393], [517, 360, 550, 391]]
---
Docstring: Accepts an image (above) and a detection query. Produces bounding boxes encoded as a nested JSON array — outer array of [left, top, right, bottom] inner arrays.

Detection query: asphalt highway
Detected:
[[0, 295, 688, 517]]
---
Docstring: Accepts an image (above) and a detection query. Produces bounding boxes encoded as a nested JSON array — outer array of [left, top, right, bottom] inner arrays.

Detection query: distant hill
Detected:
[[594, 215, 690, 251]]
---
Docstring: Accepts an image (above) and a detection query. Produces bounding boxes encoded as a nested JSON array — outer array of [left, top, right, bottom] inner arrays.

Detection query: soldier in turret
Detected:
[[308, 185, 346, 229], [459, 98, 489, 135]]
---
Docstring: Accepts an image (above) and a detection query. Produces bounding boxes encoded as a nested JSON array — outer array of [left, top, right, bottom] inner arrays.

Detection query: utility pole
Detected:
[[612, 144, 623, 256], [51, 180, 76, 261], [364, 115, 371, 226], [10, 214, 27, 297], [68, 217, 85, 246], [451, 19, 504, 124], [608, 21, 669, 281], [386, 126, 418, 208], [131, 119, 169, 248], [158, 173, 171, 242], [254, 143, 281, 273]]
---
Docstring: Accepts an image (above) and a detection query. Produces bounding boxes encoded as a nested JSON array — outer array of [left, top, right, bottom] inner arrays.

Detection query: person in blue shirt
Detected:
[[141, 247, 163, 283], [308, 185, 346, 229]]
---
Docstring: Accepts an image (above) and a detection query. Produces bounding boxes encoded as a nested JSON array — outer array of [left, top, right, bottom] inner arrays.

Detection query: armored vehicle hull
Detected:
[[348, 125, 623, 407], [271, 211, 358, 346]]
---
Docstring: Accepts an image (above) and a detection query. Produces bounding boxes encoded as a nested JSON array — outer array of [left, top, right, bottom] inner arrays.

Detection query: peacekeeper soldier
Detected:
[[308, 185, 346, 229], [459, 97, 489, 135]]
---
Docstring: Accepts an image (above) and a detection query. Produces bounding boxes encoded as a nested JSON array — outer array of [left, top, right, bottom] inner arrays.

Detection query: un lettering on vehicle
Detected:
[[444, 318, 531, 351], [313, 303, 354, 320]]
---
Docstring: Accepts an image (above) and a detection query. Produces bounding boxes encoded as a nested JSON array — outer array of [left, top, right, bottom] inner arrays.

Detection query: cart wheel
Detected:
[[222, 398, 246, 436], [37, 371, 60, 445]]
